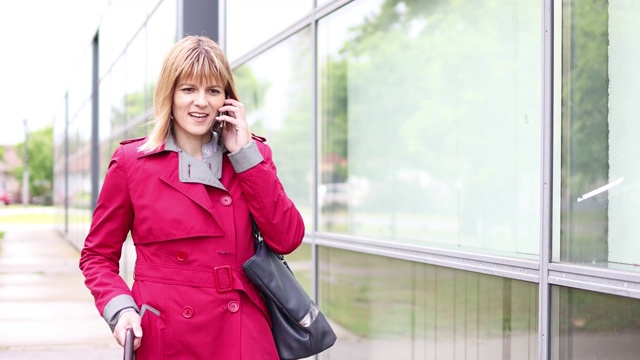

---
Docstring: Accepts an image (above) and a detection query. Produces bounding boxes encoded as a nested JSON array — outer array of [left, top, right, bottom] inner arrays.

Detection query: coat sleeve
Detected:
[[228, 140, 305, 254], [79, 145, 137, 329]]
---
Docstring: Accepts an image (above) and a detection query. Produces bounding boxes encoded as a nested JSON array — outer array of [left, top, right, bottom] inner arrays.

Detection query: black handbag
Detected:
[[242, 221, 337, 359]]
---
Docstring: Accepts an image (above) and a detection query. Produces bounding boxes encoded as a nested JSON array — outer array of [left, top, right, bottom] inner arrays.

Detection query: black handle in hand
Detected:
[[123, 328, 135, 360]]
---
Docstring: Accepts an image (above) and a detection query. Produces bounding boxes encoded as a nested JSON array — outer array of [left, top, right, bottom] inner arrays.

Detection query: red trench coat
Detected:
[[80, 136, 305, 359]]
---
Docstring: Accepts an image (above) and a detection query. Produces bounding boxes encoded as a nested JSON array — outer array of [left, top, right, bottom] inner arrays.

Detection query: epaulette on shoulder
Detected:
[[251, 134, 267, 143], [120, 137, 146, 145]]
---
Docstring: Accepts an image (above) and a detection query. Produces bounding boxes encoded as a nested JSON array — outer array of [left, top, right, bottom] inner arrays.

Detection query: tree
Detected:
[[560, 0, 609, 263], [12, 126, 54, 204]]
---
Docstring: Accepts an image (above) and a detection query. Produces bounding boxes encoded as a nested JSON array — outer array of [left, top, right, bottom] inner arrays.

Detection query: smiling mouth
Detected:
[[189, 112, 208, 119]]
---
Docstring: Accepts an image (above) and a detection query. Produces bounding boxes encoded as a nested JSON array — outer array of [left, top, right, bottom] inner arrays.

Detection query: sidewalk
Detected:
[[0, 223, 121, 359]]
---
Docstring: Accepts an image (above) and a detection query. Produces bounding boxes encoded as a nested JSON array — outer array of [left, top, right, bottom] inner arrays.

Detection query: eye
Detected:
[[181, 87, 194, 93], [208, 88, 222, 95]]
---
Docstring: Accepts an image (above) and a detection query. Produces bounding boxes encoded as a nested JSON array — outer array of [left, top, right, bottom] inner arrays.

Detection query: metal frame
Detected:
[[316, 232, 539, 283], [310, 4, 320, 303], [539, 0, 554, 357], [90, 33, 100, 212]]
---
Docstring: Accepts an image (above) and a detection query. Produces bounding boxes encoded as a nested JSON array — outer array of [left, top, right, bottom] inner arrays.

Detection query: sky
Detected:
[[0, 1, 106, 145]]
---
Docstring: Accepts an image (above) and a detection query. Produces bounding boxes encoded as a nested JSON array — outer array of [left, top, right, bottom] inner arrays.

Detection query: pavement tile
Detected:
[[0, 223, 121, 359]]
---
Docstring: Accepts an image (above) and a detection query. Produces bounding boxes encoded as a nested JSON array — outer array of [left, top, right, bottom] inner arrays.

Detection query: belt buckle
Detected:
[[214, 265, 234, 293]]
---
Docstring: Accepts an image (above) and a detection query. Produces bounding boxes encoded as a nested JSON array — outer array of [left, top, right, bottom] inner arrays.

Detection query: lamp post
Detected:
[[22, 119, 29, 207]]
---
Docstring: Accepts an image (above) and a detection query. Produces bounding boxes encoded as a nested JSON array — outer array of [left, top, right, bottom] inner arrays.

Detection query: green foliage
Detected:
[[234, 66, 268, 111], [560, 0, 610, 262], [319, 57, 349, 183], [318, 0, 543, 218], [11, 126, 54, 203], [233, 29, 315, 206], [558, 287, 640, 332]]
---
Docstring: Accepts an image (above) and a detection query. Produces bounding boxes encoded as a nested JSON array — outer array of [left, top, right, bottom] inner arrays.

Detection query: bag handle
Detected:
[[250, 218, 291, 272], [123, 327, 135, 360]]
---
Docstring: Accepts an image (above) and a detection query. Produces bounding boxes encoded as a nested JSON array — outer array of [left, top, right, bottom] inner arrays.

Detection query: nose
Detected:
[[194, 89, 207, 106]]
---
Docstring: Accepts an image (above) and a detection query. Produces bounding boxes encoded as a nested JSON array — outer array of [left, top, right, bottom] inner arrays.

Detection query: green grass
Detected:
[[0, 231, 4, 239], [0, 205, 57, 224]]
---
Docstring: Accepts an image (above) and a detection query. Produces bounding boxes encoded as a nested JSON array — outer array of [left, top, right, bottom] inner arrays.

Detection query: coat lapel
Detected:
[[158, 154, 219, 221]]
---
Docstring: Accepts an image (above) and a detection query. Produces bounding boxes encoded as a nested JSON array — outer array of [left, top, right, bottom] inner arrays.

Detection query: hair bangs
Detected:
[[178, 47, 224, 87]]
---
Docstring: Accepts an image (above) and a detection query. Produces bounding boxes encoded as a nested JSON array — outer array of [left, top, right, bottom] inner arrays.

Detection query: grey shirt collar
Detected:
[[165, 132, 227, 191]]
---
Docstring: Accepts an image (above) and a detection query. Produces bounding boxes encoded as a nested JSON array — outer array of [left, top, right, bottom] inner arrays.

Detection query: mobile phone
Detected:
[[218, 94, 230, 131], [218, 111, 226, 135]]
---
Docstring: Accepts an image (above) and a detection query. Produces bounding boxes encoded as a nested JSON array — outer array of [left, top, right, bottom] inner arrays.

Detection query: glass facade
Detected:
[[551, 286, 640, 359], [320, 248, 538, 359], [317, 0, 541, 257], [557, 0, 640, 273], [225, 0, 313, 61], [232, 27, 315, 227], [52, 0, 640, 358]]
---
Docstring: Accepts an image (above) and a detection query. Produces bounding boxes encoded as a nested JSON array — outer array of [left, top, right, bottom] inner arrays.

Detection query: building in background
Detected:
[[52, 1, 640, 359], [0, 145, 21, 203]]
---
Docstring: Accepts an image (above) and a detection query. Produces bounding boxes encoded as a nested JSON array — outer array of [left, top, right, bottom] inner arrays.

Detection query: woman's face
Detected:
[[172, 77, 225, 144]]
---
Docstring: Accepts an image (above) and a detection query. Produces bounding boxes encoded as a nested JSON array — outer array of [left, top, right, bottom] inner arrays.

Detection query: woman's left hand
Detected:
[[217, 99, 251, 153]]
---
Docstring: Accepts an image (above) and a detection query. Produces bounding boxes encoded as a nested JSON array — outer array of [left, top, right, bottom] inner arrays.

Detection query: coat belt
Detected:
[[133, 261, 270, 324], [134, 261, 246, 290]]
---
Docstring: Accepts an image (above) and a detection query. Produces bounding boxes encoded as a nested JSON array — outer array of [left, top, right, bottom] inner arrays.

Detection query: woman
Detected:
[[79, 35, 305, 359]]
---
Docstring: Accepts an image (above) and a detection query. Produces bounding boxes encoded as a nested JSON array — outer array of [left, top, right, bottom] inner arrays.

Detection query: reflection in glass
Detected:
[[99, 74, 113, 142], [109, 58, 127, 137], [317, 0, 541, 257], [551, 286, 640, 359], [284, 243, 312, 295], [146, 0, 177, 111], [98, 0, 149, 76], [226, 0, 312, 61], [233, 28, 314, 226], [319, 247, 538, 359], [53, 102, 68, 232], [558, 0, 640, 271], [67, 49, 93, 124], [124, 31, 148, 138]]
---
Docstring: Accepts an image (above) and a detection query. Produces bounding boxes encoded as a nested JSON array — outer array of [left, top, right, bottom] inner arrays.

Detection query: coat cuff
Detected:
[[228, 140, 263, 173], [103, 294, 139, 332]]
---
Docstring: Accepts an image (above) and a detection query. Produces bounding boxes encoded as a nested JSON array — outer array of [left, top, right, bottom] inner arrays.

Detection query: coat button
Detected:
[[228, 301, 239, 313], [182, 306, 194, 319], [176, 250, 188, 262], [220, 195, 232, 206]]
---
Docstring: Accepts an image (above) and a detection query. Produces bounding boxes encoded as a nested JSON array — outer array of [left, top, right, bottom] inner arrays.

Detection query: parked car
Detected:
[[0, 189, 10, 205]]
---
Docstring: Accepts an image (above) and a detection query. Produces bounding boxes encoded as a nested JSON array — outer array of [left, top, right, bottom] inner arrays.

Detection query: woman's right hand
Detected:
[[114, 310, 143, 350]]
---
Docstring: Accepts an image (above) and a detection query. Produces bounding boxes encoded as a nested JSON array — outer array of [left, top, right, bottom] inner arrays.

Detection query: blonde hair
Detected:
[[138, 35, 239, 153]]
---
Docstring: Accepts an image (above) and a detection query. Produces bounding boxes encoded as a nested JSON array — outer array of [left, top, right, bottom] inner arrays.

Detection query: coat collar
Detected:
[[141, 133, 228, 192]]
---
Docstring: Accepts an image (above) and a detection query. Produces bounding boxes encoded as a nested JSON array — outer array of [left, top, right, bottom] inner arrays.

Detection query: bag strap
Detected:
[[250, 218, 292, 272], [251, 218, 261, 245]]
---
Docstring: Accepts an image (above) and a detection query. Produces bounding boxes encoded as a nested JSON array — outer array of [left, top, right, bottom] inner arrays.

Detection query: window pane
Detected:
[[319, 248, 538, 359], [551, 286, 640, 359], [284, 243, 313, 295], [233, 28, 314, 227], [125, 32, 147, 127], [99, 0, 148, 78], [146, 0, 177, 111], [558, 0, 640, 271], [318, 0, 541, 257], [226, 0, 312, 61]]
